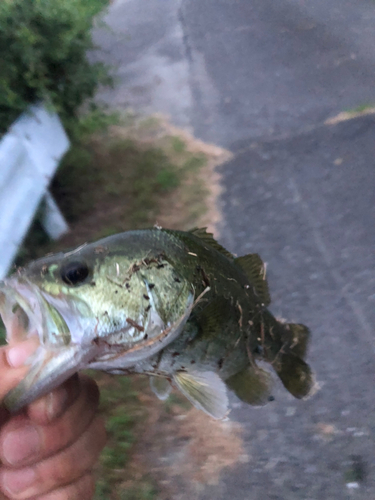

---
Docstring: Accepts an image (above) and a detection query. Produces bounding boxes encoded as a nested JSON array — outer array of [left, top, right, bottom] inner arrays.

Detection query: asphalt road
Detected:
[[94, 1, 375, 498]]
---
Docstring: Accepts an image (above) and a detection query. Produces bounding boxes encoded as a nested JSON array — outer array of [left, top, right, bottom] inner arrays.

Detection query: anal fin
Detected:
[[173, 370, 229, 419], [150, 376, 172, 401], [226, 365, 273, 406]]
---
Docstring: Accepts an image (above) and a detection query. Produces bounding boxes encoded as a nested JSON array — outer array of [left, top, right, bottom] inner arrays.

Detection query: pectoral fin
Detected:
[[226, 365, 273, 406], [173, 370, 229, 419], [150, 376, 172, 401]]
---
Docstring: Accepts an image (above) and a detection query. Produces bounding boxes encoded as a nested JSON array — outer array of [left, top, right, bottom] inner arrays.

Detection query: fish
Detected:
[[0, 228, 314, 418]]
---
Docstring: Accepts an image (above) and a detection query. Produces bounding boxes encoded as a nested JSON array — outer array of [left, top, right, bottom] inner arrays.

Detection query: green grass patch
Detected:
[[182, 153, 207, 172], [52, 136, 180, 227], [344, 103, 375, 114], [92, 374, 159, 500], [170, 135, 186, 153], [119, 482, 158, 500], [351, 103, 375, 113]]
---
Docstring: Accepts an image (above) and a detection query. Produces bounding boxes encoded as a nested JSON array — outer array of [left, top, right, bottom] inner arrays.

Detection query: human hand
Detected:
[[0, 339, 106, 500]]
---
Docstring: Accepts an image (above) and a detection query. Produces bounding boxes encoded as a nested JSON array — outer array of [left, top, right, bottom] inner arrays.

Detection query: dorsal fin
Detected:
[[189, 227, 234, 260], [235, 254, 271, 306]]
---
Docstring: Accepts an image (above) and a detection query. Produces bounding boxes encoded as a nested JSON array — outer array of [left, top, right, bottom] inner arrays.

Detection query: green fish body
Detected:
[[0, 228, 314, 418]]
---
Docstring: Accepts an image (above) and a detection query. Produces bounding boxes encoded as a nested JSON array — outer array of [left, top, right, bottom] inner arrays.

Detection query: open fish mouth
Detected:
[[0, 278, 88, 348], [0, 280, 43, 344], [0, 278, 100, 413]]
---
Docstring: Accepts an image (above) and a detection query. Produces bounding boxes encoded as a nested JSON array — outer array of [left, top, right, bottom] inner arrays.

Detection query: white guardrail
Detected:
[[0, 103, 70, 279]]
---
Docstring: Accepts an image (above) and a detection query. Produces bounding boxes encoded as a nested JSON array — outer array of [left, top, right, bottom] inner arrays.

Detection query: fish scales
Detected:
[[0, 228, 314, 418]]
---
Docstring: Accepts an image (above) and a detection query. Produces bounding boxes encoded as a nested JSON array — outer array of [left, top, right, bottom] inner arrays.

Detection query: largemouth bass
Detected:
[[0, 228, 314, 418]]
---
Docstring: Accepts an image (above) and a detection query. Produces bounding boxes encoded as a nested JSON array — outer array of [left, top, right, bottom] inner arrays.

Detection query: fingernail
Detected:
[[2, 467, 36, 495], [2, 425, 40, 465], [6, 343, 35, 368]]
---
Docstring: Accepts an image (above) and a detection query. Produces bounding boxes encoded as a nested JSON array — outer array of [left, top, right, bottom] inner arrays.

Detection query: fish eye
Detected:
[[60, 261, 90, 286]]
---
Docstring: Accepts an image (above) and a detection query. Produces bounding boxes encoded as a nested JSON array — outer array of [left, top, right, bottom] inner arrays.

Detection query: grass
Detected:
[[53, 137, 180, 225], [92, 374, 158, 500], [0, 108, 226, 499], [349, 103, 375, 113]]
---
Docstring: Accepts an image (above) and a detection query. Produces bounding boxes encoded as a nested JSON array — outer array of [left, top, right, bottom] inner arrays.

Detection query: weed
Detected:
[[119, 482, 158, 500], [156, 168, 180, 191], [170, 135, 186, 153], [91, 373, 158, 500], [182, 154, 207, 172], [350, 103, 375, 113]]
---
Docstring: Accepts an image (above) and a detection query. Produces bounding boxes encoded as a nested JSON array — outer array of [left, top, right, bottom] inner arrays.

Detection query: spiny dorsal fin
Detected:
[[235, 254, 271, 306], [150, 376, 172, 401], [226, 365, 273, 406], [189, 227, 234, 260], [173, 370, 229, 419]]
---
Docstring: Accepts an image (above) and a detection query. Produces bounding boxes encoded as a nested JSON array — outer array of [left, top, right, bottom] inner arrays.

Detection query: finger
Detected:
[[0, 416, 106, 500], [0, 340, 39, 402], [31, 472, 96, 500], [0, 377, 100, 467], [5, 338, 40, 368], [26, 374, 81, 425]]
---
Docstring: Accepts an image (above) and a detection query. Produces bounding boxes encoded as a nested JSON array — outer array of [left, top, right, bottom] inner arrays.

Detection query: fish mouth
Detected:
[[0, 279, 42, 344], [0, 278, 90, 348], [0, 278, 100, 413]]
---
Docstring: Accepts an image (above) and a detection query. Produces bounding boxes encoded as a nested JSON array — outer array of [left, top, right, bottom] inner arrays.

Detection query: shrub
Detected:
[[0, 0, 112, 135]]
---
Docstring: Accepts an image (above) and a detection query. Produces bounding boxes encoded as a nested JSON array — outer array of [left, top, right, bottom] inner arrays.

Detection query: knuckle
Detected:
[[28, 376, 102, 462], [37, 472, 95, 500], [48, 457, 75, 485], [40, 416, 106, 488]]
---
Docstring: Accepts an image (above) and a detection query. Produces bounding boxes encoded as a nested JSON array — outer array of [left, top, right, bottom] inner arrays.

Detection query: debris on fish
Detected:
[[0, 228, 314, 418]]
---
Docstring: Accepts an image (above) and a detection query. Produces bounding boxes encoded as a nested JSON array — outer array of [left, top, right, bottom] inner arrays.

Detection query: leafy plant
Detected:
[[0, 0, 112, 135]]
